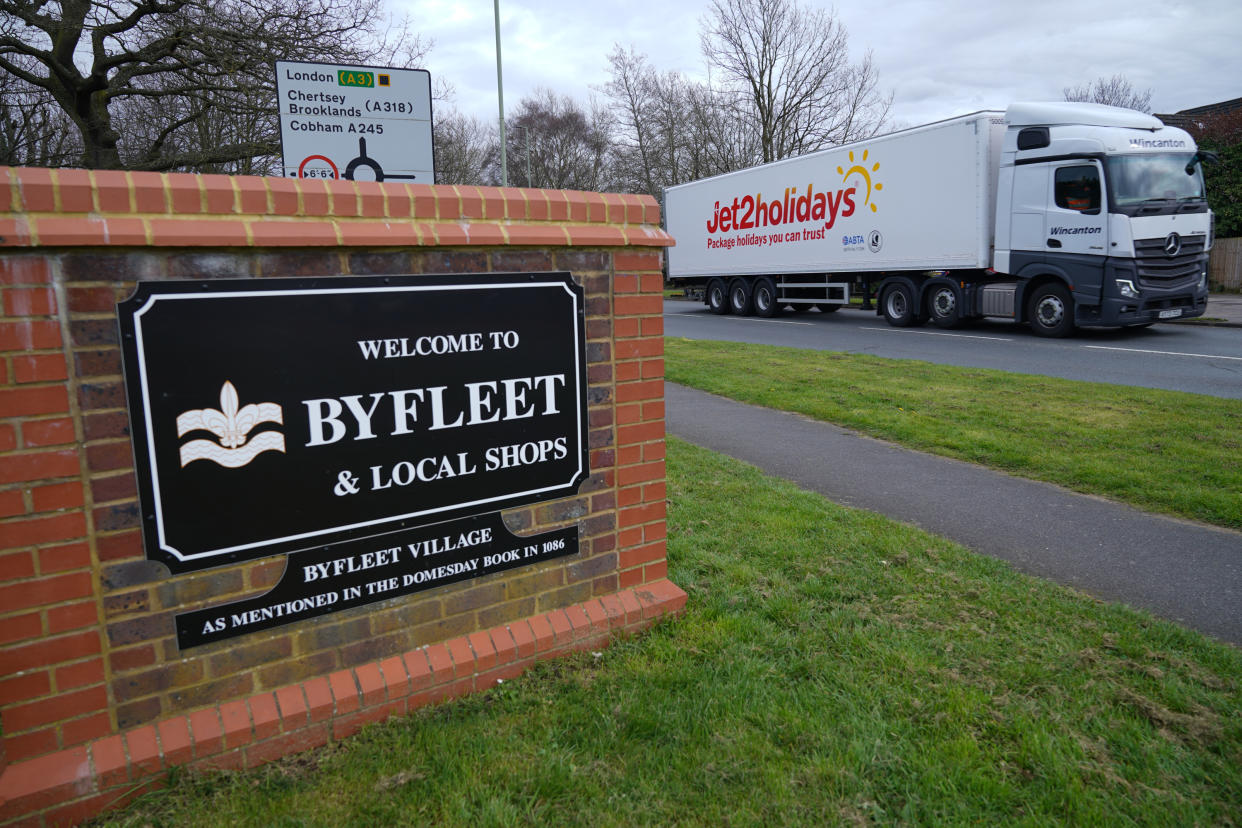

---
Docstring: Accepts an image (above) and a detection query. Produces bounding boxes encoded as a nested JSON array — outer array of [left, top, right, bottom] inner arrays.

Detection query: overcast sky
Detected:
[[398, 0, 1241, 131]]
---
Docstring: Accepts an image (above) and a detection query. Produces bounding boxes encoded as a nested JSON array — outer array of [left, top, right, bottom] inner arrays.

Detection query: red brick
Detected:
[[109, 644, 156, 672], [0, 319, 61, 351], [0, 570, 91, 613], [158, 716, 194, 766], [0, 424, 15, 451], [446, 637, 474, 675], [564, 604, 592, 637], [403, 649, 433, 691], [4, 727, 59, 763], [4, 287, 56, 316], [5, 684, 106, 731], [92, 733, 130, 787], [0, 449, 79, 484], [96, 530, 142, 561], [0, 256, 51, 286], [620, 542, 666, 569], [39, 540, 90, 572], [644, 560, 670, 581], [528, 615, 555, 652], [328, 669, 360, 714], [0, 670, 49, 705], [2, 511, 87, 550], [508, 620, 536, 659], [424, 643, 454, 681], [0, 385, 69, 417], [467, 631, 497, 672], [31, 480, 84, 511], [355, 662, 385, 706], [188, 708, 224, 758], [219, 699, 253, 748], [546, 610, 573, 644], [614, 295, 662, 316], [126, 724, 162, 774], [302, 677, 334, 722], [0, 744, 93, 813], [56, 657, 105, 689], [488, 626, 518, 664], [616, 379, 663, 403], [0, 489, 24, 518], [618, 502, 666, 529], [242, 725, 330, 769], [248, 693, 281, 739], [0, 611, 42, 646], [22, 418, 75, 447], [378, 655, 410, 699], [618, 460, 665, 487], [275, 685, 309, 730], [615, 250, 664, 272], [61, 711, 111, 746]]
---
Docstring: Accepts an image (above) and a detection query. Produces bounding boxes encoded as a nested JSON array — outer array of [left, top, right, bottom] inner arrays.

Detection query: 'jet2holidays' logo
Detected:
[[705, 148, 883, 235], [176, 381, 285, 469]]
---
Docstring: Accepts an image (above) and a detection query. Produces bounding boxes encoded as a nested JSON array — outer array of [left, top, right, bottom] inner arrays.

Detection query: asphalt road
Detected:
[[665, 299, 1242, 399], [667, 383, 1242, 645]]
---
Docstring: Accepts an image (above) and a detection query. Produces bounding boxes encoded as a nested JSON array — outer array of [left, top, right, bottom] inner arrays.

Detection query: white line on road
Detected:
[[861, 327, 1013, 341], [1084, 345, 1242, 362]]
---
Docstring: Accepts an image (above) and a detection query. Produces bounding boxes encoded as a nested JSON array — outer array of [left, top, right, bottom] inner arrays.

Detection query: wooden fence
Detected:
[[1210, 237, 1242, 291]]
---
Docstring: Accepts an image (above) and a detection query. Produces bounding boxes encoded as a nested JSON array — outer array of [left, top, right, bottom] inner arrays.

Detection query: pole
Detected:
[[494, 0, 507, 187], [525, 126, 532, 187]]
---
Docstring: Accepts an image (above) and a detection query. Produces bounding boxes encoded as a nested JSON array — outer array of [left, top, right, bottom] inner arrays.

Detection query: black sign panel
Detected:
[[118, 273, 588, 573], [176, 512, 576, 648]]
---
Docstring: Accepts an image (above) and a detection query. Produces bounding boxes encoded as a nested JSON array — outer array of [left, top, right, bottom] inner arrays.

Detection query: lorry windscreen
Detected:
[[1106, 153, 1206, 214]]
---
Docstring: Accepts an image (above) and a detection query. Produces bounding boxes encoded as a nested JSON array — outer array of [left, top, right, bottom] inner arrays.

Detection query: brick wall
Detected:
[[0, 167, 682, 826]]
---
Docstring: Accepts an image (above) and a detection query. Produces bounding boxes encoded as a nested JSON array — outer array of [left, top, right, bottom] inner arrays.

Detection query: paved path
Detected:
[[666, 383, 1242, 645]]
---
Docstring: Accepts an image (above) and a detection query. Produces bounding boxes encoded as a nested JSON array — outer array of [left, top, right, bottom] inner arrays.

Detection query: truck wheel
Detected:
[[1027, 284, 1074, 338], [706, 278, 729, 315], [927, 285, 961, 329], [729, 278, 754, 315], [753, 277, 779, 317], [882, 284, 917, 327]]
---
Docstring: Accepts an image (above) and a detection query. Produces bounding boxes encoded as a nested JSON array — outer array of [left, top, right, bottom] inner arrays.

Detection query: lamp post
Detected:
[[494, 0, 507, 186]]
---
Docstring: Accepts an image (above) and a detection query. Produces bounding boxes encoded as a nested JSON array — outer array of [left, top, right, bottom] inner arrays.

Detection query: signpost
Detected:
[[118, 274, 588, 647], [274, 60, 434, 183]]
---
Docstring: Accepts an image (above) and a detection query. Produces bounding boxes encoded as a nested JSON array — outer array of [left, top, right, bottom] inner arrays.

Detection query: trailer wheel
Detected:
[[706, 278, 730, 315], [1027, 283, 1074, 338], [729, 278, 754, 315], [927, 284, 961, 329], [882, 284, 917, 327], [753, 277, 779, 317]]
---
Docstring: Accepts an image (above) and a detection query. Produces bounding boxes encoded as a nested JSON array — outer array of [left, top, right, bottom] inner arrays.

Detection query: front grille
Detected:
[[1134, 236, 1206, 285]]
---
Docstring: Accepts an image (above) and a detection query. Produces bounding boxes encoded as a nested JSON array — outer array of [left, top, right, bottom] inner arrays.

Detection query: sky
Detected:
[[397, 0, 1242, 132]]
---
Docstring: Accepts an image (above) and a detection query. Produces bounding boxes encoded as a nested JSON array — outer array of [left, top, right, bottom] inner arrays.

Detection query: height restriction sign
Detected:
[[274, 60, 435, 184]]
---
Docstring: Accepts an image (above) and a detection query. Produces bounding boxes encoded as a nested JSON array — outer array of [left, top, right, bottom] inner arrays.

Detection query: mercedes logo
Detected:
[[1163, 232, 1182, 257]]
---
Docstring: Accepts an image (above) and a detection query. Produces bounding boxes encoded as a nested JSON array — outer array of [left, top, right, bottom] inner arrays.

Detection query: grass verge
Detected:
[[666, 338, 1242, 530], [99, 439, 1242, 826]]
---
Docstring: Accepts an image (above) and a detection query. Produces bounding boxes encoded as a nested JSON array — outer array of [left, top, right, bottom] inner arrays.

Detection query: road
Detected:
[[664, 299, 1242, 399]]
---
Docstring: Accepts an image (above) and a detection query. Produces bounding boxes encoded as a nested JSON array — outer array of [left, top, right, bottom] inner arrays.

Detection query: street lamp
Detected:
[[494, 0, 507, 186]]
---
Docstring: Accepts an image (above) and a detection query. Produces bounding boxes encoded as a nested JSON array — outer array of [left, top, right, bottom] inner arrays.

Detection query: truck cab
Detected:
[[994, 102, 1212, 335]]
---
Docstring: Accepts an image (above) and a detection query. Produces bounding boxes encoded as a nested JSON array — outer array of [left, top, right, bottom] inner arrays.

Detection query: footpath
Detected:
[[665, 380, 1242, 647]]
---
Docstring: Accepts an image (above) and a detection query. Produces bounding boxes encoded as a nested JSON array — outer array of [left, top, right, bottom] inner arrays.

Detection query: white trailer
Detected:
[[664, 103, 1213, 336]]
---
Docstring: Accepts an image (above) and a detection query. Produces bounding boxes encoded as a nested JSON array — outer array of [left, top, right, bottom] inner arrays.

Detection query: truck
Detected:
[[663, 102, 1214, 336]]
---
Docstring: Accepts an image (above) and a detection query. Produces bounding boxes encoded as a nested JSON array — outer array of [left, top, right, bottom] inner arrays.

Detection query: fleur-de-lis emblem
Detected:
[[176, 381, 285, 468]]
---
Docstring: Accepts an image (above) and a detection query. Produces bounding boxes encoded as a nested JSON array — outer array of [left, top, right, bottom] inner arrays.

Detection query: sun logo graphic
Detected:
[[176, 381, 285, 469], [837, 149, 882, 213]]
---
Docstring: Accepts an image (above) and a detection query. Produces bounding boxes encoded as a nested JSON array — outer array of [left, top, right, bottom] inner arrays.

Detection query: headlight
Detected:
[[1200, 272, 1208, 292], [1116, 279, 1139, 299]]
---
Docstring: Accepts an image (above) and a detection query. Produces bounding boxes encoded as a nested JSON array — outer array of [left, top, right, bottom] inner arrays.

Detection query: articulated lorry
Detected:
[[663, 102, 1214, 336]]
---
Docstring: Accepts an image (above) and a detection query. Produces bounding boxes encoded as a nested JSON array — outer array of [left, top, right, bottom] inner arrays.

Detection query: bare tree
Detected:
[[433, 111, 497, 186], [0, 57, 80, 167], [0, 0, 429, 171], [1063, 74, 1153, 113], [502, 89, 613, 191], [603, 44, 759, 199], [700, 0, 891, 163]]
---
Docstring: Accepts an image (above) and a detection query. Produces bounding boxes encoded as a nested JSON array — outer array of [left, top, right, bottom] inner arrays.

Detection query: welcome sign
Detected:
[[118, 273, 588, 645]]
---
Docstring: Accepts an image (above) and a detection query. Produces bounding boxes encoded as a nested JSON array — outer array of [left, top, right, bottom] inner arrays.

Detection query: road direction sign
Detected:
[[274, 60, 434, 184]]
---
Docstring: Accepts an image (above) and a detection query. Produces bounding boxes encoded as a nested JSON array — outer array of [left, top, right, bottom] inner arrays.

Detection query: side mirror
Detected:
[[1186, 150, 1221, 174]]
